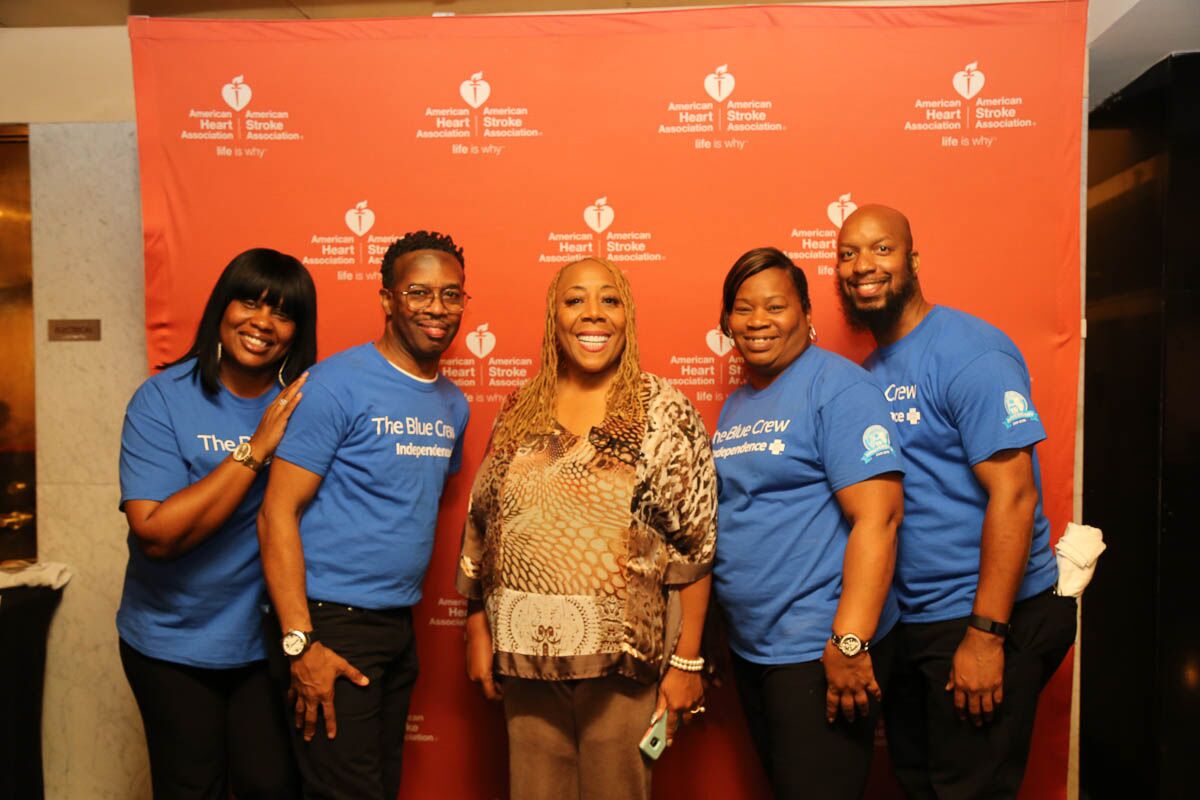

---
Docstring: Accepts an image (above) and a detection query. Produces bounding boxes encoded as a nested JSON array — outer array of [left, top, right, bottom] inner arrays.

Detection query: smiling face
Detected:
[[835, 206, 920, 332], [554, 259, 628, 382], [218, 292, 296, 374], [727, 267, 811, 388], [379, 249, 466, 374]]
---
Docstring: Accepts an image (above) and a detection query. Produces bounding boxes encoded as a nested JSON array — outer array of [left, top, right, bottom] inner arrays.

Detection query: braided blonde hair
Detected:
[[491, 258, 643, 452]]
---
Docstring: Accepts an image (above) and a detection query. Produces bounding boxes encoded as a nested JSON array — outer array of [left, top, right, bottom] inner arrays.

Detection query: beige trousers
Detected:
[[503, 674, 658, 800]]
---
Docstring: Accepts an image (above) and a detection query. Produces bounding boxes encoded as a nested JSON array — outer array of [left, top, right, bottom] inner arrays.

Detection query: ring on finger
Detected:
[[279, 397, 289, 407]]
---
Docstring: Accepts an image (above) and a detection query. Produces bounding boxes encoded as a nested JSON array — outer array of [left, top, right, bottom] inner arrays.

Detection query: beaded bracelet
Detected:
[[669, 654, 705, 673]]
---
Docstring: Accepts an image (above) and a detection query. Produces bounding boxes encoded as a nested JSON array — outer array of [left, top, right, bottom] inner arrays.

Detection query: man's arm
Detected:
[[258, 458, 368, 742], [946, 446, 1038, 725]]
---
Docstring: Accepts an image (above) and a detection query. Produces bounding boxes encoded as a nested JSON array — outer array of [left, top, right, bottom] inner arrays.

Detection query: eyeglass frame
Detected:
[[391, 284, 471, 312]]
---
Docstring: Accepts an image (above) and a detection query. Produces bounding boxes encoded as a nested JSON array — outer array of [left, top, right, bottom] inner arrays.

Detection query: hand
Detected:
[[250, 372, 308, 459], [822, 639, 882, 723], [656, 666, 705, 744], [465, 612, 502, 701], [945, 626, 1005, 726], [289, 641, 369, 741]]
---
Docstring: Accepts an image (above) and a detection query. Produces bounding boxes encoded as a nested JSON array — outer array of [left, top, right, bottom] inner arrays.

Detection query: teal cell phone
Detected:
[[639, 710, 668, 760]]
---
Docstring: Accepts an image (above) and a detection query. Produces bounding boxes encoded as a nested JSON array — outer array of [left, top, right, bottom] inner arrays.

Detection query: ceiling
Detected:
[[0, 0, 1194, 109]]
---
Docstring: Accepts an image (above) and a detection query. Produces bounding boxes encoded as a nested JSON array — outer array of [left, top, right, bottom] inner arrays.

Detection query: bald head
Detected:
[[835, 203, 925, 341], [838, 204, 914, 252]]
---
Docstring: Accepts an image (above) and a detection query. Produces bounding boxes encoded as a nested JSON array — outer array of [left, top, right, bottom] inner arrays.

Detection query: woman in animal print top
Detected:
[[457, 257, 716, 800]]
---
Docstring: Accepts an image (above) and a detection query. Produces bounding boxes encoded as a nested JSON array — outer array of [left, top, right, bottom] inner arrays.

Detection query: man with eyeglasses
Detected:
[[259, 231, 470, 799]]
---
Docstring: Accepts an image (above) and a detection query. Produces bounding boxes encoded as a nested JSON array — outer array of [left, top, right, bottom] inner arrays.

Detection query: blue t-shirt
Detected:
[[117, 360, 277, 668], [863, 306, 1058, 623], [713, 346, 904, 664], [275, 343, 468, 610]]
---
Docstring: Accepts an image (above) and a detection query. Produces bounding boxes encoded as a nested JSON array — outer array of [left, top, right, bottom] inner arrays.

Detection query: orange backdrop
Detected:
[[130, 2, 1087, 797]]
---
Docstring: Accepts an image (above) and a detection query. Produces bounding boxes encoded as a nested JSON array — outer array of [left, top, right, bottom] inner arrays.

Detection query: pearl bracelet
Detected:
[[669, 654, 705, 673]]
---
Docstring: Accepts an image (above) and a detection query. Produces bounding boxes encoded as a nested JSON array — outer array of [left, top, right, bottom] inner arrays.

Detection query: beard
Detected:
[[836, 260, 918, 334]]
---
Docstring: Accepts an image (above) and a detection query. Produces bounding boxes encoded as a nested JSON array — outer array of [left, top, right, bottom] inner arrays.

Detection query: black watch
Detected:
[[967, 614, 1011, 637]]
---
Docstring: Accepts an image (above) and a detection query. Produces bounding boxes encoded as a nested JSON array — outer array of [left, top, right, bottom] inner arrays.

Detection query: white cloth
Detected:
[[0, 561, 73, 590], [1055, 523, 1104, 598]]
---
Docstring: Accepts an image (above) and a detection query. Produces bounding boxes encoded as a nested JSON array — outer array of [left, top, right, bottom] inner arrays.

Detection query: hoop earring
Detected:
[[217, 342, 223, 361], [808, 325, 818, 342], [277, 356, 289, 388]]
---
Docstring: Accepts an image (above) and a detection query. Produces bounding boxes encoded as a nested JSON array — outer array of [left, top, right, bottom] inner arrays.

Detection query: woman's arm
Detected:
[[656, 574, 712, 734], [824, 473, 903, 722], [125, 375, 305, 560]]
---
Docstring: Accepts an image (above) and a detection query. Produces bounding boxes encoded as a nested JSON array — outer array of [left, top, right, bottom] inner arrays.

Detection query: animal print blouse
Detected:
[[456, 373, 717, 685]]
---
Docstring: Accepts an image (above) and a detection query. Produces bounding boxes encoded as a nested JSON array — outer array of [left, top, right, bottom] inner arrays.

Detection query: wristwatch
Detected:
[[231, 441, 268, 473], [830, 632, 870, 658], [282, 629, 317, 657], [967, 614, 1011, 637]]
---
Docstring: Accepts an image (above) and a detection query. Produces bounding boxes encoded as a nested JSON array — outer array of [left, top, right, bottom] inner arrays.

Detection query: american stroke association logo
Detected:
[[827, 194, 858, 229], [221, 75, 252, 111], [952, 62, 986, 100], [445, 321, 534, 401], [303, 201, 395, 279], [861, 424, 895, 464], [1002, 390, 1039, 429], [906, 60, 1034, 147], [182, 74, 302, 157], [785, 195, 847, 275], [583, 197, 615, 234], [417, 70, 542, 154], [465, 324, 496, 359], [539, 196, 664, 265], [659, 63, 783, 150], [344, 201, 375, 236]]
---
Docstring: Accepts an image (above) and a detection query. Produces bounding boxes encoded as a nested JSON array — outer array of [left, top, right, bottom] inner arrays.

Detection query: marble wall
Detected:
[[30, 122, 152, 799]]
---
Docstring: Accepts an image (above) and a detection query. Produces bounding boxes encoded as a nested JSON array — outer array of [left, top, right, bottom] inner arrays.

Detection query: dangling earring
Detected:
[[808, 325, 818, 342], [277, 356, 289, 388], [217, 342, 223, 361]]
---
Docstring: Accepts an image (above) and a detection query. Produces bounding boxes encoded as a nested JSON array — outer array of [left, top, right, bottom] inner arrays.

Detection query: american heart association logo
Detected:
[[704, 65, 736, 103], [466, 324, 496, 359], [583, 197, 614, 234], [952, 62, 985, 100], [344, 201, 375, 236], [221, 75, 252, 112], [460, 72, 491, 109], [705, 328, 734, 357], [826, 193, 857, 229]]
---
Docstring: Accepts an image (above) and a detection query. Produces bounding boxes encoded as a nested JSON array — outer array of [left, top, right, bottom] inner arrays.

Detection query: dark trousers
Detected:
[[883, 590, 1077, 800], [119, 638, 298, 800], [267, 601, 419, 800], [731, 633, 895, 800]]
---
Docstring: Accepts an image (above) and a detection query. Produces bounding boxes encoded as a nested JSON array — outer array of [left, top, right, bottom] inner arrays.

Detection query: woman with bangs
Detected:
[[457, 257, 718, 800], [117, 248, 317, 799]]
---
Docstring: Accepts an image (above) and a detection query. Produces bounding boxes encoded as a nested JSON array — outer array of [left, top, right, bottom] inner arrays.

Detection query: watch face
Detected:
[[232, 441, 253, 463], [837, 634, 863, 657], [282, 631, 307, 656]]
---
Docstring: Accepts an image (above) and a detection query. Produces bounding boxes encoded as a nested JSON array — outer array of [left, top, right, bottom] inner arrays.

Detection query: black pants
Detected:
[[119, 638, 298, 800], [267, 601, 419, 800], [731, 633, 895, 800], [883, 590, 1077, 800]]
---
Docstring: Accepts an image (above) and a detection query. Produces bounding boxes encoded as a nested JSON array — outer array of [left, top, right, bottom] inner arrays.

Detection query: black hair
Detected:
[[162, 248, 318, 394], [380, 231, 465, 288], [719, 247, 811, 335]]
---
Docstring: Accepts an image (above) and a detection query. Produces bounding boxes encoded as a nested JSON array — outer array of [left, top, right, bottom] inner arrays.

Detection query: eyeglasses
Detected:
[[396, 285, 470, 312]]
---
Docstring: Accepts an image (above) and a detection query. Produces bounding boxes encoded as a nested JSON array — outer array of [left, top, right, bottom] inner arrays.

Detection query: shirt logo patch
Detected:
[[1002, 390, 1039, 429], [768, 438, 786, 455], [861, 424, 895, 464]]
